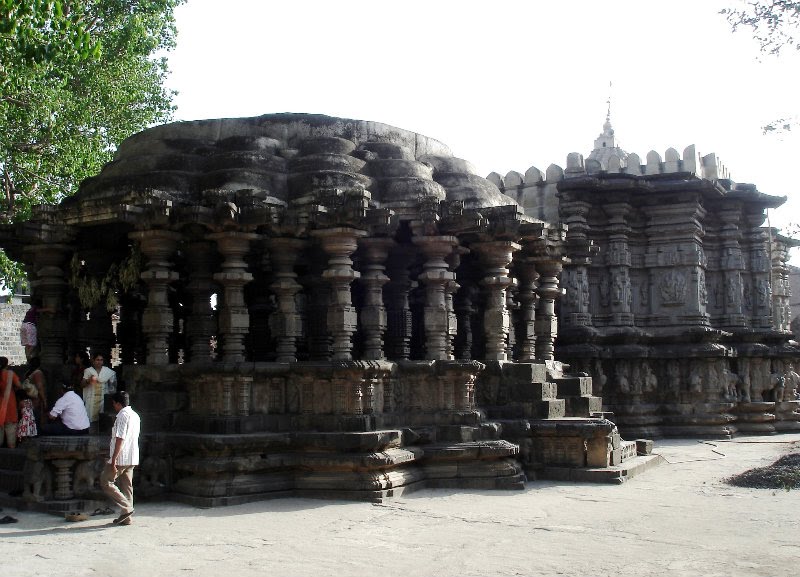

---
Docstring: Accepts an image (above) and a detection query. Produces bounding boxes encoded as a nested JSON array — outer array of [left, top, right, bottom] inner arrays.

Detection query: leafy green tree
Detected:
[[0, 0, 183, 291], [723, 2, 800, 132]]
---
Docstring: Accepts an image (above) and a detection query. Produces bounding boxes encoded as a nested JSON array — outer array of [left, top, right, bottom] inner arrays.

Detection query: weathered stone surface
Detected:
[[0, 113, 658, 509]]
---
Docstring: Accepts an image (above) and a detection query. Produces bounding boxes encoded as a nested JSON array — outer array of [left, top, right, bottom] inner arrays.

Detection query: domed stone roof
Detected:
[[73, 113, 518, 213]]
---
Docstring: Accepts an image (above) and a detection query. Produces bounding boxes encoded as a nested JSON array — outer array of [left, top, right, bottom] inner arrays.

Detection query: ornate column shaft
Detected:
[[183, 239, 217, 363], [534, 260, 564, 361], [385, 246, 415, 360], [268, 238, 306, 362], [130, 230, 182, 365], [312, 228, 366, 361], [413, 235, 458, 360], [26, 244, 72, 367], [358, 237, 393, 360], [209, 231, 260, 363], [472, 240, 520, 361], [514, 255, 539, 362]]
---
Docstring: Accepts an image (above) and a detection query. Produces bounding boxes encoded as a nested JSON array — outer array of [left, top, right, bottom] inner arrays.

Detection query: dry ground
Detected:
[[1, 434, 798, 577]]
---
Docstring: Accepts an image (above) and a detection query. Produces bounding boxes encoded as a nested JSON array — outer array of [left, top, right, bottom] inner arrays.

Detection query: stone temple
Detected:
[[489, 114, 800, 438], [0, 112, 795, 509]]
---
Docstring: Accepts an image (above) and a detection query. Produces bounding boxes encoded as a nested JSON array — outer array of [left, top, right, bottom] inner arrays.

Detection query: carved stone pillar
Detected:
[[454, 283, 478, 360], [514, 255, 539, 362], [209, 231, 260, 363], [130, 230, 181, 365], [238, 375, 252, 416], [472, 241, 520, 361], [26, 244, 72, 367], [534, 260, 564, 361], [51, 459, 76, 500], [385, 245, 415, 361], [744, 215, 773, 329], [183, 240, 217, 363], [358, 237, 393, 360], [268, 238, 305, 362], [221, 375, 234, 416], [312, 228, 366, 360], [717, 208, 746, 327], [412, 235, 458, 360], [604, 203, 634, 326]]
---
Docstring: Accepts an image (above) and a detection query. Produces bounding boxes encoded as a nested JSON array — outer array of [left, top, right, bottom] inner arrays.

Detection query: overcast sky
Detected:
[[165, 0, 800, 244]]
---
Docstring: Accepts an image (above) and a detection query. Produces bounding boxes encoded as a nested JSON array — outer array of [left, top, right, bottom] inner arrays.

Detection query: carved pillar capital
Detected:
[[471, 240, 520, 361], [358, 237, 394, 360], [209, 231, 260, 362], [130, 230, 182, 365], [312, 227, 367, 360], [412, 235, 459, 360]]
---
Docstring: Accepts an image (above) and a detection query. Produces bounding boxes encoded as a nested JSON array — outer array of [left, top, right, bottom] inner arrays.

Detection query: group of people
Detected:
[[0, 352, 119, 446], [0, 353, 141, 526], [3, 299, 142, 525]]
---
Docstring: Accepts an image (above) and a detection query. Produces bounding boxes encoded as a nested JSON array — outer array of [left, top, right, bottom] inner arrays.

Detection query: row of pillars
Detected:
[[28, 227, 565, 367]]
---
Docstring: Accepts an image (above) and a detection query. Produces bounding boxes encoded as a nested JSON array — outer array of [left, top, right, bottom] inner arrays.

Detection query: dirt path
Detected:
[[2, 434, 798, 577]]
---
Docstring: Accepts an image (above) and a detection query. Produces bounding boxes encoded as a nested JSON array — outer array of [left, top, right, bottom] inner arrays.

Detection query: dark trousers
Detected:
[[41, 421, 90, 435]]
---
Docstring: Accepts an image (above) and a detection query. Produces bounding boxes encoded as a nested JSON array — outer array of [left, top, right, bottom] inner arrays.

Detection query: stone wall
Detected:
[[0, 298, 28, 366]]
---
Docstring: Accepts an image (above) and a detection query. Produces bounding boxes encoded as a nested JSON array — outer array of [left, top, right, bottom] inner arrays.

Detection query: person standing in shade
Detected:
[[81, 353, 117, 426], [101, 391, 140, 526], [19, 298, 53, 361], [0, 357, 21, 448]]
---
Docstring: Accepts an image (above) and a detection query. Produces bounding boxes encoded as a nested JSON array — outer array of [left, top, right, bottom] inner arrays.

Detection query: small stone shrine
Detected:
[[490, 113, 800, 438], [0, 114, 654, 509]]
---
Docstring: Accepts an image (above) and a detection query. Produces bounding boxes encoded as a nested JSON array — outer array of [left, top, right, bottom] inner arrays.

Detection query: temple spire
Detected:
[[587, 82, 628, 169]]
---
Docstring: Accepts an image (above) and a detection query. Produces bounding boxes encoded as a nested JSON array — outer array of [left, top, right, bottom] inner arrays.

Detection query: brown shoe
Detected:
[[117, 517, 132, 526], [112, 510, 133, 524]]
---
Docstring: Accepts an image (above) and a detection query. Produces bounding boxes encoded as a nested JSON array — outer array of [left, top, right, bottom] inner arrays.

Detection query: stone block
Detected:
[[535, 399, 565, 419], [586, 437, 611, 468], [501, 363, 547, 383], [436, 426, 476, 443], [621, 441, 637, 461], [531, 436, 585, 467], [565, 396, 603, 417], [509, 381, 557, 401], [554, 377, 592, 396], [635, 439, 654, 455], [609, 447, 622, 466]]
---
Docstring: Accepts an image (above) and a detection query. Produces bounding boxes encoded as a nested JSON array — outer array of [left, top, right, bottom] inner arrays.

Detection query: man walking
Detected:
[[100, 391, 140, 526]]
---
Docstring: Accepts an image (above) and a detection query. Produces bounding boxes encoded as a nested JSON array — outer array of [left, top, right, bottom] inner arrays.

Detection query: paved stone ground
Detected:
[[1, 434, 798, 577]]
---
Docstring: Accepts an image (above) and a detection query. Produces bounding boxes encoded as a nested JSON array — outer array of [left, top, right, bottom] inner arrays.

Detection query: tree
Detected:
[[0, 0, 184, 291], [723, 1, 800, 132], [723, 1, 800, 55]]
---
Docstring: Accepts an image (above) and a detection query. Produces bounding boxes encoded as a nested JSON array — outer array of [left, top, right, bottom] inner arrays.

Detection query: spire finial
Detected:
[[606, 81, 612, 123]]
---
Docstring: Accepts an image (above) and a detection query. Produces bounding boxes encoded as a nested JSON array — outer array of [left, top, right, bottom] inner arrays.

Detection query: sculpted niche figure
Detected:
[[594, 359, 607, 397], [642, 361, 658, 394], [698, 271, 708, 307], [722, 367, 739, 401], [688, 362, 703, 394], [660, 270, 687, 305], [616, 361, 630, 394], [666, 361, 681, 400], [785, 364, 800, 401]]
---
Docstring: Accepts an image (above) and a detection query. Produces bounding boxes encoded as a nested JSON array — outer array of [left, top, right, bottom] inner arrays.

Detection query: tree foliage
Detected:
[[723, 2, 800, 133], [723, 1, 800, 55], [0, 0, 184, 291]]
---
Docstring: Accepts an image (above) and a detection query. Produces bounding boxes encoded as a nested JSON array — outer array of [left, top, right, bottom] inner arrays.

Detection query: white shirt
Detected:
[[109, 406, 141, 466], [49, 391, 90, 431]]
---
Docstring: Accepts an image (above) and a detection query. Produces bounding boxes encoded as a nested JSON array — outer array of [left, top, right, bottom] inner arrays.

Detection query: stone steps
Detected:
[[0, 448, 25, 495]]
